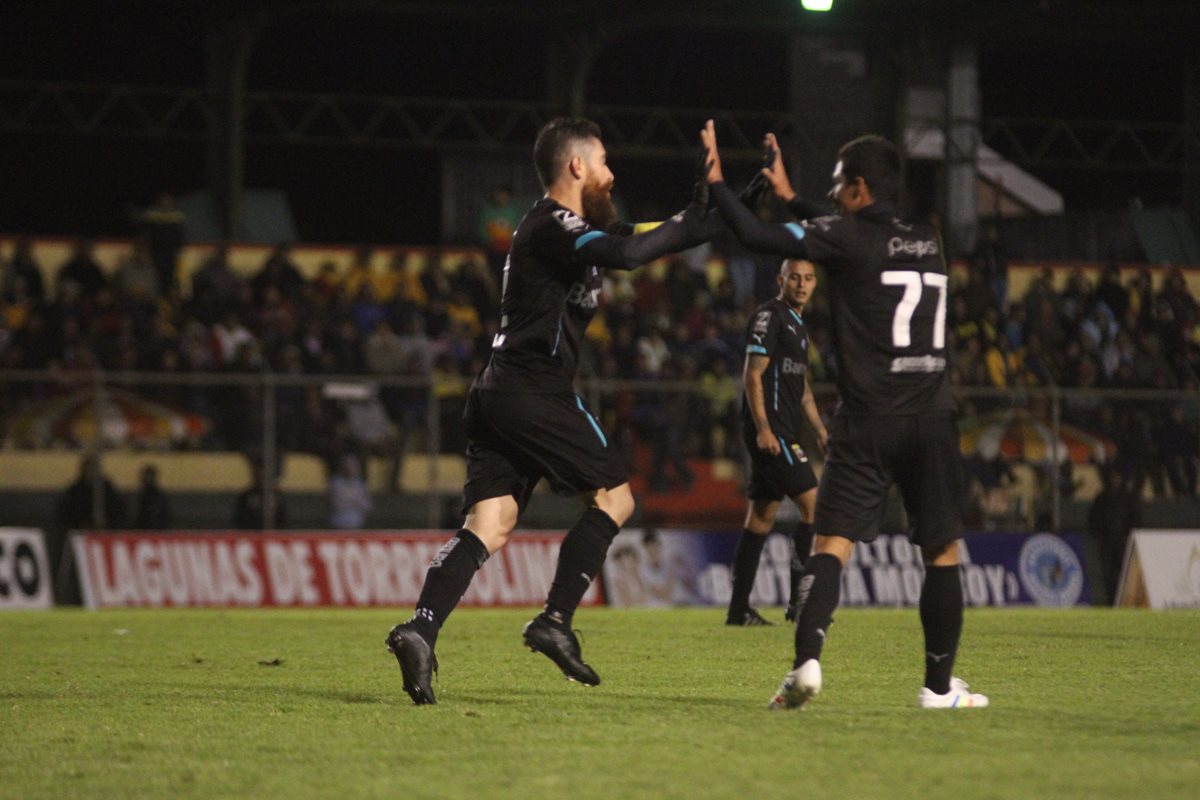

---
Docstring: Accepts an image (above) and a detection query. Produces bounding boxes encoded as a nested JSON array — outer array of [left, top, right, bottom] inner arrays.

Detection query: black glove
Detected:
[[738, 138, 778, 208]]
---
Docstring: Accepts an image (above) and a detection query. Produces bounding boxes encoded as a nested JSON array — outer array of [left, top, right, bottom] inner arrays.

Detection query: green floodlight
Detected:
[[801, 0, 834, 10]]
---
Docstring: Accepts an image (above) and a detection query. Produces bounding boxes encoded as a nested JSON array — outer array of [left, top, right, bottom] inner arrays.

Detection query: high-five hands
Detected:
[[760, 132, 797, 203], [700, 119, 724, 184]]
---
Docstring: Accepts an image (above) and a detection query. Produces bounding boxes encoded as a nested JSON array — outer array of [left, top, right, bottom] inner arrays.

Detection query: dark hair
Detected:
[[533, 117, 602, 189], [837, 134, 901, 203]]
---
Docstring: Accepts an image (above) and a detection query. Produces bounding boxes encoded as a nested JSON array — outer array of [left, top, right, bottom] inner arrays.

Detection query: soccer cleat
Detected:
[[385, 622, 438, 705], [726, 608, 776, 627], [522, 615, 600, 686], [784, 603, 798, 623], [918, 676, 989, 709], [767, 658, 822, 711]]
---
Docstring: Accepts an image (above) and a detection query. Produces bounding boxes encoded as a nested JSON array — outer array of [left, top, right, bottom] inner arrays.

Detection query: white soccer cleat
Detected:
[[767, 658, 822, 711], [918, 676, 989, 709]]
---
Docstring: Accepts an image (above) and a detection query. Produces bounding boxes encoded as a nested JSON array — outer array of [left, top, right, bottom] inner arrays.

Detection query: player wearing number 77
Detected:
[[699, 120, 988, 711]]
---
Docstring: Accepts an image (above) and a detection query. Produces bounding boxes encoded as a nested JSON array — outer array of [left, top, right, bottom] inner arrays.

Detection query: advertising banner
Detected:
[[0, 528, 54, 610], [70, 531, 600, 609], [602, 529, 1090, 608], [1117, 529, 1200, 609]]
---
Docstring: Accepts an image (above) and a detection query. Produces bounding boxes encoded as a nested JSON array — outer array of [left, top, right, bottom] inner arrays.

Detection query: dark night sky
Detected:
[[0, 1, 1190, 244]]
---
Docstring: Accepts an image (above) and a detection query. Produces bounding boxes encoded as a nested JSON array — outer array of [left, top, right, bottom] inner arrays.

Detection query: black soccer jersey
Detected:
[[741, 298, 811, 442], [476, 199, 613, 393], [713, 183, 955, 416]]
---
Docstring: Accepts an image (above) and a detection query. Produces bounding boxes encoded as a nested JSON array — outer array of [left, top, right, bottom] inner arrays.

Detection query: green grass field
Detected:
[[3, 607, 1198, 800]]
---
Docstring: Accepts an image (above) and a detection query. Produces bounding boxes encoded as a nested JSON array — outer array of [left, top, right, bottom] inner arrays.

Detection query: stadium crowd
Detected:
[[1, 226, 1198, 501]]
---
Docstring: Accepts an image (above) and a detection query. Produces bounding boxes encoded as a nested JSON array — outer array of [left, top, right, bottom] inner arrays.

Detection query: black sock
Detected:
[[789, 522, 814, 605], [411, 529, 489, 647], [920, 565, 963, 694], [728, 530, 768, 616], [544, 507, 620, 628], [793, 553, 842, 668]]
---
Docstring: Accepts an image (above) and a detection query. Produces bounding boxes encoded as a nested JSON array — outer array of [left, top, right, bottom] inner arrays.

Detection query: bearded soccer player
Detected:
[[726, 258, 827, 627], [701, 120, 988, 710], [385, 118, 713, 705]]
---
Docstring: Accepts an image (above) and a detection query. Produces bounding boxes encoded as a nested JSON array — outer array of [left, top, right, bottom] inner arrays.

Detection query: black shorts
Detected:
[[743, 429, 819, 502], [461, 387, 628, 514], [813, 411, 964, 548]]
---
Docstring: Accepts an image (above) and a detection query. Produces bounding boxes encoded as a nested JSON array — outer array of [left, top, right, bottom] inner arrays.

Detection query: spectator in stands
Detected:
[[698, 355, 740, 458], [445, 289, 483, 339], [56, 454, 126, 530], [340, 246, 374, 303], [57, 238, 107, 301], [133, 192, 185, 294], [1093, 262, 1129, 322], [1125, 266, 1155, 330], [191, 244, 241, 321], [646, 357, 696, 493], [133, 464, 172, 529], [113, 239, 159, 303], [251, 243, 304, 305], [3, 237, 46, 305], [1088, 466, 1140, 604], [972, 222, 1008, 313], [328, 454, 372, 529], [477, 185, 521, 274], [1154, 403, 1198, 499], [1113, 407, 1152, 497], [452, 255, 499, 322], [233, 467, 286, 530], [965, 440, 1016, 529], [211, 310, 256, 369]]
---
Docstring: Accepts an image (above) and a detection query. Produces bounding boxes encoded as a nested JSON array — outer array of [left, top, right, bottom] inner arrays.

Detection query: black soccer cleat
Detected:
[[726, 607, 776, 627], [522, 615, 600, 686], [785, 603, 799, 623], [385, 622, 438, 705]]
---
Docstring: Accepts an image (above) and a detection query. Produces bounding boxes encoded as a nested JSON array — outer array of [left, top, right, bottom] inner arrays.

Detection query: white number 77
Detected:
[[880, 270, 947, 349]]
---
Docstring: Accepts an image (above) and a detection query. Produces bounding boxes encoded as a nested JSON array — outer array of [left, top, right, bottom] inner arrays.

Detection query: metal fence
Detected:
[[1, 368, 1196, 533]]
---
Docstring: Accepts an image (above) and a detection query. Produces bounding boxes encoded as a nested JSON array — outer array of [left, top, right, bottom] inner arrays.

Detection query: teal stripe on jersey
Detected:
[[784, 222, 806, 240], [576, 395, 608, 446], [788, 308, 803, 326], [746, 344, 768, 355], [574, 230, 606, 250], [778, 437, 794, 465]]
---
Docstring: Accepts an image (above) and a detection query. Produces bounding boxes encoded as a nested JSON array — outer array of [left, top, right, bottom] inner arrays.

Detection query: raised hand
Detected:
[[761, 132, 796, 203], [700, 119, 724, 184]]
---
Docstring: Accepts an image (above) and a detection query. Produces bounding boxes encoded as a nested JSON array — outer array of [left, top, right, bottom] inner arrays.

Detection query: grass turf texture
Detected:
[[3, 608, 1198, 800]]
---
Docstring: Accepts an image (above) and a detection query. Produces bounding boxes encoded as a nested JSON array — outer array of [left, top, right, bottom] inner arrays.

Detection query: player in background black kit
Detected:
[[701, 120, 989, 710], [726, 258, 827, 627], [385, 118, 714, 705]]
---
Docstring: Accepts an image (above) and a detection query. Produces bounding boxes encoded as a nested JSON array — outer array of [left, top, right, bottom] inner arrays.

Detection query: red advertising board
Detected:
[[70, 531, 603, 609]]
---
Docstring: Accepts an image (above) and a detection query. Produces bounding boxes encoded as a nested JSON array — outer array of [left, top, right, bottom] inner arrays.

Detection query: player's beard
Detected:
[[582, 178, 618, 231]]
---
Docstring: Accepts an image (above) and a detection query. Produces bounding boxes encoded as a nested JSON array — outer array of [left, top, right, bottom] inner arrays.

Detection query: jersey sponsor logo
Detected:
[[781, 357, 807, 376], [552, 208, 588, 233], [887, 236, 939, 259], [565, 281, 601, 310], [888, 355, 940, 374], [890, 355, 946, 373]]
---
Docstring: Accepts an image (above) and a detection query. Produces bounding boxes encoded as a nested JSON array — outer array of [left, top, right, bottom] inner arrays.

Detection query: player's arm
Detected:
[[801, 375, 828, 457], [573, 210, 707, 270], [743, 353, 781, 456], [576, 148, 717, 270], [700, 121, 810, 258]]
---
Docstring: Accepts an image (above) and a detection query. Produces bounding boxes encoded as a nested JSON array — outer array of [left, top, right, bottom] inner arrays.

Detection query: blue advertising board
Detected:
[[601, 529, 1090, 608]]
